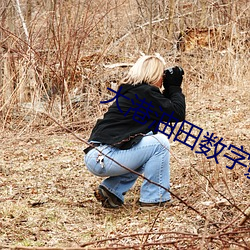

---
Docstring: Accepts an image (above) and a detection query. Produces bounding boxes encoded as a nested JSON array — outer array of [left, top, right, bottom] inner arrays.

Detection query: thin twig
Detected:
[[13, 0, 30, 45], [189, 163, 247, 217], [141, 210, 162, 249]]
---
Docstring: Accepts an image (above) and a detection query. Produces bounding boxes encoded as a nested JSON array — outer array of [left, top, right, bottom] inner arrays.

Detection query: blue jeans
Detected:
[[84, 133, 170, 204]]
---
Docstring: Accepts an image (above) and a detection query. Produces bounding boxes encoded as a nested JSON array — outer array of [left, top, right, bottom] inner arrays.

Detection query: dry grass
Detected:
[[0, 79, 249, 249], [0, 0, 249, 249]]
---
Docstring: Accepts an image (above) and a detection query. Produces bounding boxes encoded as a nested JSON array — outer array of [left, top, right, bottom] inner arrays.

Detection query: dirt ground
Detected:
[[0, 79, 249, 249]]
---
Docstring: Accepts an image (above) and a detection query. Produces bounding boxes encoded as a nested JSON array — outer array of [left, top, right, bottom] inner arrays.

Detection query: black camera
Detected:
[[163, 66, 184, 77], [163, 66, 184, 88]]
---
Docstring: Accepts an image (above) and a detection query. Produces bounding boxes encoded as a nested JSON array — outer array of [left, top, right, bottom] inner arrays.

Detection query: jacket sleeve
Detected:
[[146, 86, 186, 122]]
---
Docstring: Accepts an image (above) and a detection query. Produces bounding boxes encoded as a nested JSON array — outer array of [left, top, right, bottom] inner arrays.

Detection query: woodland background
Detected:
[[0, 0, 249, 249]]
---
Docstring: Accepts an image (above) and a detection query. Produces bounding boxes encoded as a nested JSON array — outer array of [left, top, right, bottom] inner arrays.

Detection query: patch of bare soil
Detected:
[[0, 82, 249, 249]]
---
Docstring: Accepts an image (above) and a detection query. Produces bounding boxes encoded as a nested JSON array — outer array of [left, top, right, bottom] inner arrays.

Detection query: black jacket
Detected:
[[88, 83, 185, 149]]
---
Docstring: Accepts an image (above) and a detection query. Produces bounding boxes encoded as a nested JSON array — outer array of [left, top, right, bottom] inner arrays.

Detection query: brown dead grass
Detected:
[[0, 63, 249, 249], [0, 0, 249, 249]]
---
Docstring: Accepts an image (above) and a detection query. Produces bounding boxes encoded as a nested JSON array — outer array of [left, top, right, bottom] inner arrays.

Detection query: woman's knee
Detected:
[[152, 133, 170, 149], [144, 133, 170, 149]]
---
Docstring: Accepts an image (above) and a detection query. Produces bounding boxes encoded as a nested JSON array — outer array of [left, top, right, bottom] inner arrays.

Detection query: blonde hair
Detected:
[[122, 54, 165, 85]]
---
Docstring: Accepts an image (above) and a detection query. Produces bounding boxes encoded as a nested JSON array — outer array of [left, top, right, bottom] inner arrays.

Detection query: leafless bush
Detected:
[[0, 1, 249, 248], [0, 0, 249, 129]]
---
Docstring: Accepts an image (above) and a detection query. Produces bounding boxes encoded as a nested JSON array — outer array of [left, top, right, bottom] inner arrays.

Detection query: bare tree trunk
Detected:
[[3, 54, 15, 107], [25, 0, 32, 37], [177, 2, 185, 33], [200, 0, 207, 27], [25, 0, 32, 31], [14, 0, 30, 45], [168, 0, 175, 42], [0, 0, 15, 113], [147, 0, 153, 54], [13, 0, 38, 104], [230, 0, 237, 46]]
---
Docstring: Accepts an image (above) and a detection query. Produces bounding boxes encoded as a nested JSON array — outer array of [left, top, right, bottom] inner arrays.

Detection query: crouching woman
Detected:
[[84, 54, 186, 209]]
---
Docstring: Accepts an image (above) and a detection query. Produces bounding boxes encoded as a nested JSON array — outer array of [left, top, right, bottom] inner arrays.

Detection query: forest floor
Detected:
[[0, 70, 249, 249]]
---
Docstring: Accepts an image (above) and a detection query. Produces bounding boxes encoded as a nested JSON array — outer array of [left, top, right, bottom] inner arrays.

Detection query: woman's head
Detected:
[[122, 54, 165, 87]]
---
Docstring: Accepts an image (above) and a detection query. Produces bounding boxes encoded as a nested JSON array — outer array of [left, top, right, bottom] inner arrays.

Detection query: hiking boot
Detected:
[[94, 186, 123, 208], [139, 200, 172, 210]]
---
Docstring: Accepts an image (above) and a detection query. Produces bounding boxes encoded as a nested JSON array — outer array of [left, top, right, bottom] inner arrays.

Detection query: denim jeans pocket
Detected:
[[84, 145, 112, 176]]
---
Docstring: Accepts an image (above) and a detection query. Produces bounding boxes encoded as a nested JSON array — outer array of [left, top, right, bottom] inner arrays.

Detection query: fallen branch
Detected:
[[103, 63, 134, 68], [1, 229, 249, 249], [239, 207, 250, 226], [0, 247, 86, 250]]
